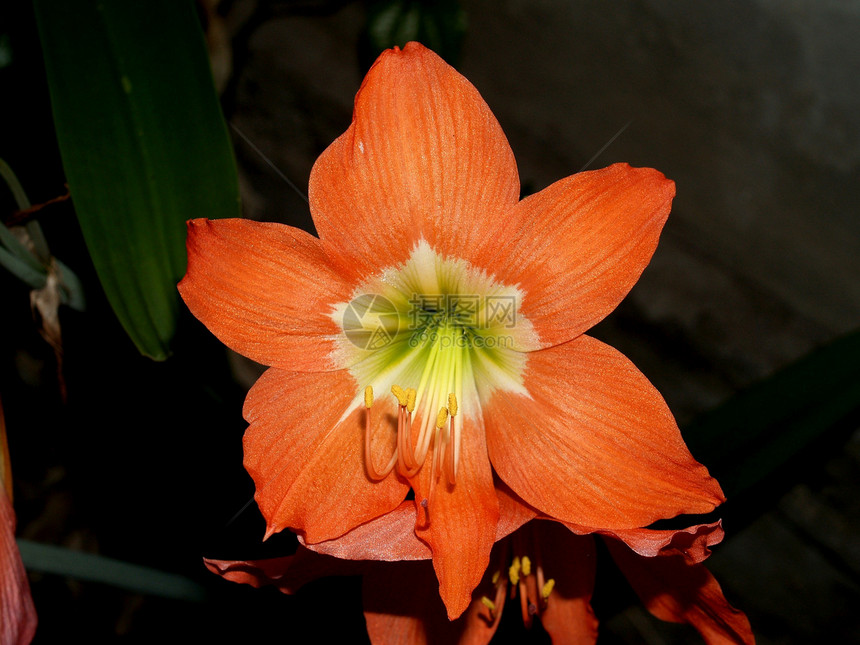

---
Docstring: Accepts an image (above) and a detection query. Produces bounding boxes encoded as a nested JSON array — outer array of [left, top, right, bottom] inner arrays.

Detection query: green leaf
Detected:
[[0, 157, 32, 210], [1, 159, 87, 307], [17, 539, 207, 602], [0, 220, 44, 276], [55, 258, 86, 311], [34, 0, 240, 359], [0, 160, 46, 275], [0, 244, 46, 289], [684, 329, 860, 500]]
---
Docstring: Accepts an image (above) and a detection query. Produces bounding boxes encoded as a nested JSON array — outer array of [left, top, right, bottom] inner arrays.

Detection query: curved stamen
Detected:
[[519, 576, 531, 628], [445, 393, 458, 484], [431, 427, 441, 483], [521, 556, 539, 623], [534, 532, 547, 608], [411, 335, 443, 462], [453, 346, 468, 480], [489, 527, 555, 630], [425, 406, 449, 519], [511, 540, 533, 628], [400, 388, 419, 473], [390, 386, 409, 476], [434, 406, 449, 481], [540, 579, 556, 604], [390, 384, 407, 407], [363, 386, 396, 480], [395, 405, 409, 476]]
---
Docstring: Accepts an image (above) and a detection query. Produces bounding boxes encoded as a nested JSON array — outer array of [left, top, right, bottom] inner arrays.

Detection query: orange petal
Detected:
[[535, 524, 599, 645], [484, 335, 724, 530], [243, 367, 408, 543], [204, 546, 365, 594], [300, 501, 431, 561], [594, 521, 725, 565], [495, 478, 538, 541], [606, 539, 755, 644], [304, 483, 536, 563], [179, 218, 352, 370], [486, 164, 674, 348], [309, 42, 520, 282], [363, 560, 502, 645], [411, 414, 500, 619], [1, 490, 37, 645]]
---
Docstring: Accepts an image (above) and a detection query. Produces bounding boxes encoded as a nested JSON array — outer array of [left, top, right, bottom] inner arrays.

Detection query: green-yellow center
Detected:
[[331, 240, 537, 486]]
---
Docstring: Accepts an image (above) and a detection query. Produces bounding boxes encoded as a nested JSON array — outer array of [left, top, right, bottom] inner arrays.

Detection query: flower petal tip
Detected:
[[608, 162, 676, 208], [704, 474, 727, 507], [443, 593, 471, 622], [184, 217, 211, 235], [262, 524, 279, 542]]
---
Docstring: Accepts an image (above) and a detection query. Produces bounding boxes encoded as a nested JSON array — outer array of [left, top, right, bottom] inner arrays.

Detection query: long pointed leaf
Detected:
[[0, 245, 46, 289], [17, 539, 208, 602], [34, 0, 240, 359]]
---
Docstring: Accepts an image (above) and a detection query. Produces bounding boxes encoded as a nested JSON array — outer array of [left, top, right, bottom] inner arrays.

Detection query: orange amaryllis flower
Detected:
[[1, 398, 37, 645], [206, 488, 754, 644], [0, 491, 36, 645], [179, 41, 724, 618]]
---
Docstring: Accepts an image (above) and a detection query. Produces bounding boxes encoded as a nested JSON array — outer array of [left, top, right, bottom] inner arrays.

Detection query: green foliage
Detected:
[[17, 539, 208, 602], [33, 0, 240, 360], [0, 158, 84, 309]]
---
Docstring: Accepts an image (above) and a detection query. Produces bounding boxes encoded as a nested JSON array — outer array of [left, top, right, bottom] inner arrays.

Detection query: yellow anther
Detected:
[[508, 556, 521, 585], [447, 393, 458, 417], [521, 556, 532, 577], [480, 596, 496, 612], [406, 388, 417, 413], [435, 407, 449, 429], [364, 386, 374, 408], [390, 384, 407, 407], [541, 578, 556, 601], [491, 570, 500, 585]]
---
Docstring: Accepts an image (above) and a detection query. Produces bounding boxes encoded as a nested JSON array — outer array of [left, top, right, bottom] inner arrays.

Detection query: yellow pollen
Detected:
[[435, 407, 449, 429], [541, 578, 556, 601], [390, 384, 407, 407], [447, 393, 458, 417], [491, 570, 500, 585], [521, 556, 532, 577], [508, 557, 521, 585], [364, 386, 373, 408], [406, 388, 416, 413], [480, 596, 496, 612]]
